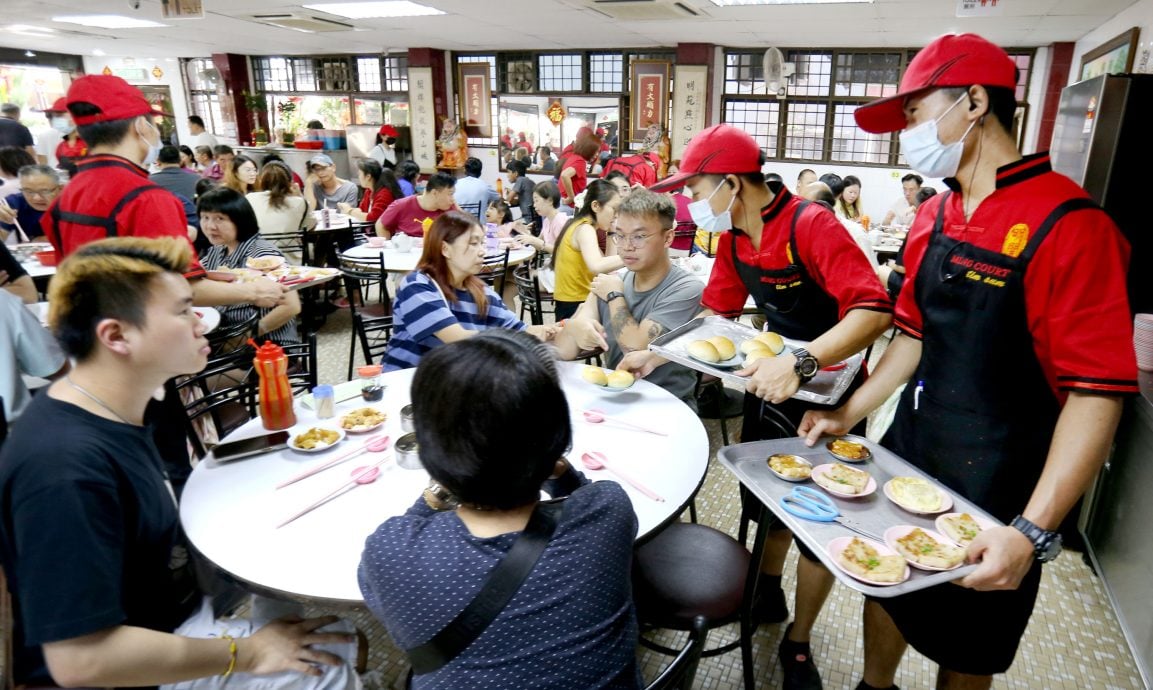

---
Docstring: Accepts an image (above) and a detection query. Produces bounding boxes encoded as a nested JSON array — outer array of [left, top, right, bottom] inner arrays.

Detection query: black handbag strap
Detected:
[[405, 500, 564, 676]]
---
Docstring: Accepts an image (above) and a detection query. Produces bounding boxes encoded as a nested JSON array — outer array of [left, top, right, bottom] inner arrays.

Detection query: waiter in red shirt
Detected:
[[801, 34, 1137, 690], [627, 124, 892, 690], [43, 74, 284, 310], [557, 126, 601, 206]]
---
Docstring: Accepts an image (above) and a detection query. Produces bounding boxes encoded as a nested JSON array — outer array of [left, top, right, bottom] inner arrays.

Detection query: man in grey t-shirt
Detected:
[[304, 153, 359, 211], [554, 190, 702, 408]]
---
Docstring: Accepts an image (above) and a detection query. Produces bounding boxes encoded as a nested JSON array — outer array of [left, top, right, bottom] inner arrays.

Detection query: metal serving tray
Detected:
[[718, 436, 1002, 597], [648, 316, 864, 406]]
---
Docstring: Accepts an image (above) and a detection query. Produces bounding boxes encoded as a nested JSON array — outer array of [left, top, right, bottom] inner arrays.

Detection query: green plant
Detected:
[[242, 91, 267, 112]]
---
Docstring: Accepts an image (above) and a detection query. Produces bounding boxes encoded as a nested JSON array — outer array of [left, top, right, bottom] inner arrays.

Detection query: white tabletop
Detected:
[[179, 361, 709, 604], [342, 243, 535, 274], [19, 259, 55, 278]]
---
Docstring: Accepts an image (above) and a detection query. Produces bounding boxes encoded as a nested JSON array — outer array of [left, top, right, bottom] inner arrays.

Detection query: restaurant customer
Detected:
[[553, 189, 703, 408], [0, 236, 360, 689], [0, 164, 58, 244], [198, 187, 301, 344], [0, 288, 67, 424], [800, 33, 1137, 690], [550, 179, 625, 320], [381, 211, 555, 371], [337, 159, 403, 225], [882, 173, 922, 227], [397, 160, 420, 197], [221, 154, 258, 195], [376, 171, 458, 239], [0, 243, 37, 303], [836, 175, 864, 221], [195, 145, 221, 180], [627, 124, 892, 690], [511, 180, 569, 255], [247, 161, 315, 257], [304, 153, 358, 211], [505, 158, 536, 220], [360, 328, 641, 689], [0, 146, 36, 199], [150, 145, 201, 203]]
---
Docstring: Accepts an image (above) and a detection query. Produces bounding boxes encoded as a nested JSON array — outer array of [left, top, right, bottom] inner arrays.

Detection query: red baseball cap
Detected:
[[35, 97, 69, 114], [651, 125, 762, 192], [855, 33, 1018, 134], [379, 124, 398, 137], [65, 74, 170, 126]]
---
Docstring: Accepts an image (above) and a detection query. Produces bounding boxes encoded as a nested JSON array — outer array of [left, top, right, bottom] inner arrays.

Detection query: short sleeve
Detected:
[[379, 196, 405, 232], [485, 291, 527, 331], [700, 233, 750, 317], [13, 305, 65, 378], [340, 183, 360, 206], [122, 189, 205, 279], [794, 206, 892, 319], [643, 273, 703, 334], [0, 194, 20, 233], [394, 273, 459, 342]]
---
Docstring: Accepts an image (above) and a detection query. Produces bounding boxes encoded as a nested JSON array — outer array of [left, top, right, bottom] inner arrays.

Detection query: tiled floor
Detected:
[[306, 308, 1145, 689]]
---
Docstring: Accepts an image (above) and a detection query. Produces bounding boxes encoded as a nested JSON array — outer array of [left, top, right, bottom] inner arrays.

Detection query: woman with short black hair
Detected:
[[359, 329, 642, 689]]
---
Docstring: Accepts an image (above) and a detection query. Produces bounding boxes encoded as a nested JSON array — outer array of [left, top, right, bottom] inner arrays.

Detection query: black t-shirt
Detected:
[[0, 394, 199, 685]]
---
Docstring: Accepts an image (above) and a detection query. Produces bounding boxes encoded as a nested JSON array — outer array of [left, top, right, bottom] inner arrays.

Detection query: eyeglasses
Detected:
[[23, 188, 59, 199], [607, 232, 657, 248]]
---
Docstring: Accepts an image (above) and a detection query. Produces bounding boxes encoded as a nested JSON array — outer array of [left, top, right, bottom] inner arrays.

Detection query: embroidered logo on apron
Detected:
[[1001, 223, 1030, 258]]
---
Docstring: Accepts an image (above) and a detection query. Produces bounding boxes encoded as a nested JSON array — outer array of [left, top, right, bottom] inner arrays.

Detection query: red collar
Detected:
[[944, 152, 1052, 192]]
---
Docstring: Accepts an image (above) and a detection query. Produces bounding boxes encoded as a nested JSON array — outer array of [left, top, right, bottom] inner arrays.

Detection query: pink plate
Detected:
[[883, 525, 966, 572], [934, 512, 999, 547], [810, 463, 876, 498], [883, 479, 954, 515], [826, 536, 910, 586]]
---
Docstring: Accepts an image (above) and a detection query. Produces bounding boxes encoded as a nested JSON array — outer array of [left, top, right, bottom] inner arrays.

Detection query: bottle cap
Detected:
[[312, 384, 334, 398], [357, 365, 382, 377]]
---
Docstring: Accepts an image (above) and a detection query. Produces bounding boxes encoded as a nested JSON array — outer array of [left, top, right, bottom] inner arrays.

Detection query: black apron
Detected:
[[731, 200, 840, 342], [883, 192, 1098, 523]]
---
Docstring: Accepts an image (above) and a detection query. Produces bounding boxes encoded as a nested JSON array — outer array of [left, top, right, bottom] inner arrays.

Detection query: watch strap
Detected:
[[792, 347, 819, 384], [1011, 515, 1062, 562], [603, 291, 625, 303]]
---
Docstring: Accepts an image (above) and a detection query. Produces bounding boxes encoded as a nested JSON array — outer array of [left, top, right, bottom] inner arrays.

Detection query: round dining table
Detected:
[[179, 361, 709, 605], [342, 242, 535, 275]]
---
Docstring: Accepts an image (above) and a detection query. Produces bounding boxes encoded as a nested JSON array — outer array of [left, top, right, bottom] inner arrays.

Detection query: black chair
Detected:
[[206, 311, 260, 358], [632, 520, 765, 690], [477, 247, 510, 295], [511, 263, 550, 325], [174, 349, 255, 459], [280, 331, 319, 401], [338, 251, 394, 379], [644, 615, 707, 690], [694, 373, 744, 445], [259, 229, 305, 263]]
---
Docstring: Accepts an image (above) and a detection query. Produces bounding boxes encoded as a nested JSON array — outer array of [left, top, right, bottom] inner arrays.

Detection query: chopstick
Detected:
[[275, 433, 386, 489], [277, 456, 390, 528], [582, 410, 667, 436]]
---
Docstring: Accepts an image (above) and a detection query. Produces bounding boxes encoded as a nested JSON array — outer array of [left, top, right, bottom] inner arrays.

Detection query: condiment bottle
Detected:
[[252, 339, 297, 430], [313, 384, 335, 419], [358, 365, 384, 402], [495, 178, 504, 196]]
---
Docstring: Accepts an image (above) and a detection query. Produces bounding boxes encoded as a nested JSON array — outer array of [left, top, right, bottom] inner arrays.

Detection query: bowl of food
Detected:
[[825, 435, 872, 463], [290, 427, 345, 452], [339, 407, 387, 433], [767, 454, 812, 482]]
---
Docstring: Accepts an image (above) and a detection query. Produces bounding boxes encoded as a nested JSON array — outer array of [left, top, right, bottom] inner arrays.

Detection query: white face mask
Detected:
[[898, 93, 977, 179], [50, 116, 74, 134], [688, 180, 736, 233], [137, 119, 162, 167]]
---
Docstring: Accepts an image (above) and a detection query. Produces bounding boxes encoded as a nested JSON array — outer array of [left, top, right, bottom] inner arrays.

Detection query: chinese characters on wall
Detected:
[[671, 65, 708, 160], [408, 66, 437, 173]]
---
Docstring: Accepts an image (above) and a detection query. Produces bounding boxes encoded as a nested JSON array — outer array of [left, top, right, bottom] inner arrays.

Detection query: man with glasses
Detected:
[[0, 164, 58, 244], [553, 189, 702, 408]]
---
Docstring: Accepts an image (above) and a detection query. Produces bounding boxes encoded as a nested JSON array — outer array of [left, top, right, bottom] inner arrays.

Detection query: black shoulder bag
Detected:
[[404, 500, 564, 676]]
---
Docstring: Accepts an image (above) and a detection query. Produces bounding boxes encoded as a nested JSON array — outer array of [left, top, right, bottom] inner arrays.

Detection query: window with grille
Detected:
[[249, 55, 409, 127], [721, 47, 1034, 165], [539, 54, 582, 92], [384, 55, 409, 92], [181, 58, 225, 135], [590, 53, 623, 93]]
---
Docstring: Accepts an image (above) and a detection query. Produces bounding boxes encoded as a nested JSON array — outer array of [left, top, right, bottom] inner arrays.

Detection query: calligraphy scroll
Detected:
[[457, 62, 492, 137], [629, 60, 670, 143], [671, 65, 708, 160], [408, 66, 437, 174]]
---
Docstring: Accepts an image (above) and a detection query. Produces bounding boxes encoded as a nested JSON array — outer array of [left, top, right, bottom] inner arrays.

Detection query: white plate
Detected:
[[194, 307, 221, 334], [934, 512, 998, 547], [811, 463, 876, 498], [687, 351, 744, 369], [883, 478, 954, 515], [246, 255, 286, 271], [883, 525, 966, 572], [585, 379, 634, 394], [289, 427, 346, 453], [767, 454, 813, 482], [827, 536, 910, 586], [339, 409, 388, 434]]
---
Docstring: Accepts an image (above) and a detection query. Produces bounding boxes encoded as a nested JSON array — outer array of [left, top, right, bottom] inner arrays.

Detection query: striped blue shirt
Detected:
[[382, 271, 525, 371]]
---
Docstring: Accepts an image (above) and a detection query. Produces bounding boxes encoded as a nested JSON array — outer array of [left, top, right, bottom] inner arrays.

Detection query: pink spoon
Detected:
[[579, 451, 664, 502], [276, 434, 390, 489], [582, 409, 667, 436], [278, 460, 388, 528]]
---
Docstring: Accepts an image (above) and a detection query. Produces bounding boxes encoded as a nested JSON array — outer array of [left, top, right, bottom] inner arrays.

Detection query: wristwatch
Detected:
[[423, 482, 459, 511], [791, 348, 820, 384], [602, 291, 625, 303], [1010, 515, 1063, 563]]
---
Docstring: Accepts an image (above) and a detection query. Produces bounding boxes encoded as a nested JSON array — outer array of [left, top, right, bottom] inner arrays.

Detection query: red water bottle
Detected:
[[252, 339, 297, 430]]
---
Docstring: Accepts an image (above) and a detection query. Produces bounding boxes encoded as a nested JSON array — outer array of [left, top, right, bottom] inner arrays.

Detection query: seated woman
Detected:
[[835, 174, 863, 222], [359, 329, 641, 689], [197, 187, 301, 344], [511, 180, 569, 256], [381, 211, 554, 371], [550, 179, 624, 320], [396, 160, 420, 197], [179, 145, 198, 171], [247, 161, 314, 261], [221, 155, 258, 195], [338, 159, 403, 226]]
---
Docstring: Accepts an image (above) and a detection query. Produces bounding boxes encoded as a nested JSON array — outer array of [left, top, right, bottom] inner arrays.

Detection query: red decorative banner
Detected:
[[457, 62, 492, 137], [629, 61, 670, 143]]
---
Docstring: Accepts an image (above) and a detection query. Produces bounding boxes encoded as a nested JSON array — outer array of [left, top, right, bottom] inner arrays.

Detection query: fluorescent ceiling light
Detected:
[[52, 15, 168, 29], [5, 24, 57, 34], [302, 2, 445, 19], [710, 0, 872, 5]]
